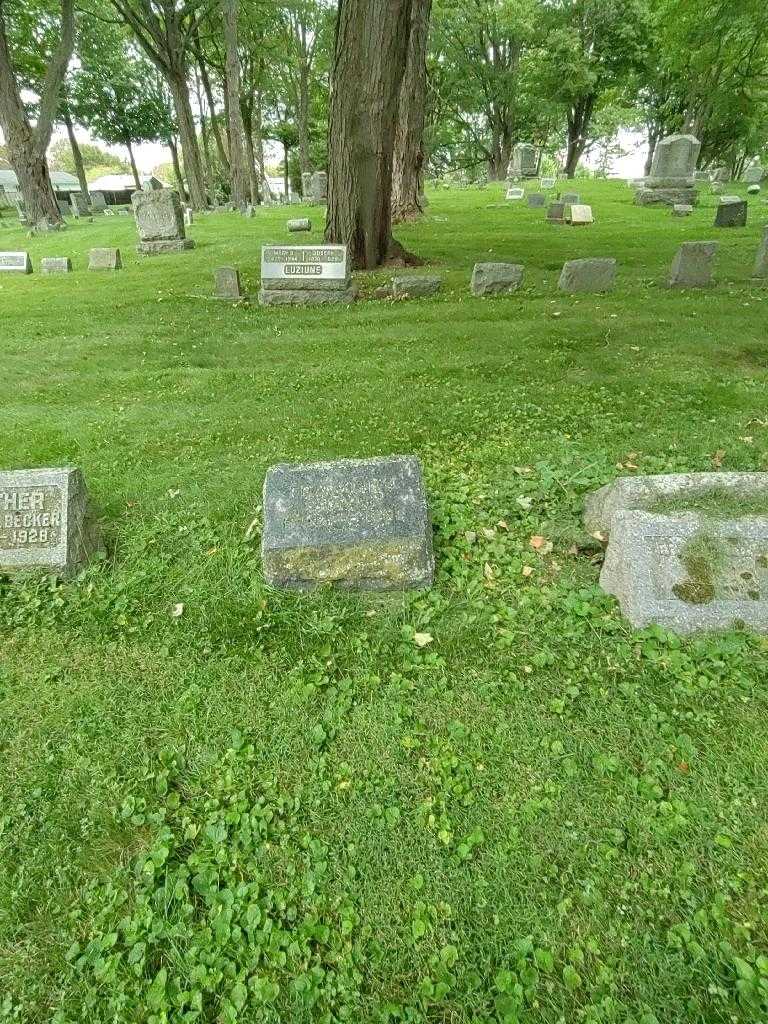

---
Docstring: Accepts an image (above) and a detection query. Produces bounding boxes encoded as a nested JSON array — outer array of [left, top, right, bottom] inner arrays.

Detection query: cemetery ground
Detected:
[[2, 180, 768, 1023]]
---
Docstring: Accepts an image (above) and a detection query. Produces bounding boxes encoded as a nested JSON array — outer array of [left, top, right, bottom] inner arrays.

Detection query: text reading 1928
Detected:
[[0, 487, 62, 549]]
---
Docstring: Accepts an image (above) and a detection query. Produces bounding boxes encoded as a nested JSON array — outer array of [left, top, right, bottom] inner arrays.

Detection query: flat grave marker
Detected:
[[88, 248, 122, 271], [41, 257, 72, 274], [0, 252, 32, 274], [668, 241, 717, 288], [259, 243, 355, 305]]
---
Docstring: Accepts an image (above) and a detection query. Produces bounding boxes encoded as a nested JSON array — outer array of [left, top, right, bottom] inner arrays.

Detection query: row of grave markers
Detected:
[[3, 461, 768, 635]]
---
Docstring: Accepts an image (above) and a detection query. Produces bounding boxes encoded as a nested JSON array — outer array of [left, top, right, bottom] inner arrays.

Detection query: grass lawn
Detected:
[[1, 180, 768, 1023]]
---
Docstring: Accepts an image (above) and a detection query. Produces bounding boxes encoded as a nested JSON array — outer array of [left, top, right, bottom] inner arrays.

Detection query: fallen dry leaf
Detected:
[[170, 603, 185, 619], [413, 632, 433, 648], [522, 565, 535, 577], [712, 449, 726, 468], [482, 527, 496, 540]]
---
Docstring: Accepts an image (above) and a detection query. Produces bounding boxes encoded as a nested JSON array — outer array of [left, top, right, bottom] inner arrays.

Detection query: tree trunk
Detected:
[[325, 0, 415, 269], [298, 60, 311, 174], [253, 91, 269, 201], [0, 0, 74, 227], [221, 0, 249, 208], [62, 108, 90, 204], [167, 70, 207, 209], [195, 46, 230, 177], [126, 139, 141, 190], [392, 0, 432, 223], [565, 96, 595, 178], [644, 126, 660, 177], [283, 140, 290, 200], [168, 138, 187, 201]]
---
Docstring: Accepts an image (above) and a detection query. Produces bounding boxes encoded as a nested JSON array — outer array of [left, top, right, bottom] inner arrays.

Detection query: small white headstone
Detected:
[[0, 252, 32, 274]]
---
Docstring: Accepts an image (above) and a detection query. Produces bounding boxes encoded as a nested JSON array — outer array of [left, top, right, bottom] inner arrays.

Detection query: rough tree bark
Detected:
[[325, 0, 416, 269], [168, 138, 186, 200], [392, 0, 432, 223], [62, 107, 91, 205], [125, 139, 141, 190], [564, 95, 595, 178], [111, 0, 211, 209], [220, 0, 249, 207], [0, 0, 74, 227]]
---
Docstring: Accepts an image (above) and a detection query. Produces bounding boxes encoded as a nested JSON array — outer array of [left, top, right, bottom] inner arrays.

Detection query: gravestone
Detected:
[[668, 241, 717, 288], [70, 192, 89, 218], [244, 204, 255, 218], [142, 178, 164, 192], [88, 248, 122, 271], [259, 244, 355, 305], [561, 192, 580, 205], [711, 167, 729, 183], [41, 257, 72, 274], [391, 275, 443, 299], [714, 196, 747, 228], [0, 252, 32, 274], [507, 143, 538, 180], [743, 164, 765, 185], [711, 182, 724, 195], [262, 455, 434, 591], [585, 472, 768, 535], [131, 189, 195, 254], [470, 262, 523, 297], [635, 133, 700, 207], [301, 171, 313, 199], [566, 204, 594, 225], [527, 193, 546, 208], [309, 171, 327, 204], [183, 207, 193, 227], [506, 187, 525, 201], [547, 202, 565, 224], [672, 204, 693, 216], [0, 467, 102, 579], [694, 170, 711, 182], [599, 510, 768, 634], [540, 177, 556, 190], [90, 193, 107, 214], [287, 218, 311, 232], [558, 258, 616, 293], [214, 266, 243, 300], [57, 200, 70, 217], [753, 225, 768, 279], [747, 184, 761, 196]]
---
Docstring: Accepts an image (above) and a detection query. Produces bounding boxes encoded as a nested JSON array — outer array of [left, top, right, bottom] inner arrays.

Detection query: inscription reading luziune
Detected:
[[0, 486, 62, 550]]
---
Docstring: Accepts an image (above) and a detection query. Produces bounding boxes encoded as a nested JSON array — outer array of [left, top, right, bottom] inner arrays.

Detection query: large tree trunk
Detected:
[[126, 139, 141, 190], [392, 0, 432, 223], [282, 140, 290, 200], [0, 0, 74, 227], [168, 138, 187, 201], [62, 108, 90, 204], [221, 0, 249, 207], [325, 0, 415, 269], [564, 95, 596, 179], [167, 70, 207, 209], [297, 60, 311, 174], [194, 42, 230, 178]]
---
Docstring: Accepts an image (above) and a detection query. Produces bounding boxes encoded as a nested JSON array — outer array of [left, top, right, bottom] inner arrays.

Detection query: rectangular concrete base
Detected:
[[137, 239, 196, 255], [259, 286, 357, 306]]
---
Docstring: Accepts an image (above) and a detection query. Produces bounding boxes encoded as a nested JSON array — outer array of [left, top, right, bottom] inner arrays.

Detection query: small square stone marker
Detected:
[[600, 510, 768, 634], [391, 275, 443, 299], [561, 192, 580, 205], [672, 204, 693, 216], [567, 204, 594, 225], [558, 258, 616, 293], [547, 202, 565, 224], [753, 225, 768, 279], [0, 467, 102, 578], [668, 241, 717, 288], [262, 455, 434, 591], [214, 266, 243, 300], [89, 248, 122, 271], [0, 251, 32, 274], [471, 262, 523, 296], [506, 188, 525, 201], [41, 257, 72, 274], [714, 196, 747, 228], [527, 193, 546, 208]]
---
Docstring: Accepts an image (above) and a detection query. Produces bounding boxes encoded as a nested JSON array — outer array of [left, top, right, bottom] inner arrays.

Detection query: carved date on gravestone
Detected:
[[0, 486, 62, 550]]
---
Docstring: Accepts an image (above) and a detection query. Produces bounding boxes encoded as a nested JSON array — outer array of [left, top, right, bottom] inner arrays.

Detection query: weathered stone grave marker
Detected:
[[392, 275, 443, 299], [743, 164, 765, 185], [547, 202, 565, 224], [259, 244, 355, 305], [0, 467, 102, 578], [90, 193, 107, 215], [748, 184, 761, 196], [668, 241, 717, 288], [287, 218, 311, 232], [507, 143, 538, 180], [527, 193, 546, 208], [715, 196, 747, 228], [635, 133, 700, 207], [558, 258, 616, 293], [561, 192, 580, 205], [214, 266, 243, 301], [262, 455, 434, 591], [672, 204, 693, 216], [309, 171, 327, 204], [566, 204, 594, 225], [540, 177, 556, 190], [41, 257, 72, 274], [57, 200, 70, 218], [470, 262, 523, 296], [506, 187, 525, 201], [131, 189, 195, 254], [753, 225, 768, 279], [301, 171, 312, 199], [0, 251, 32, 274], [586, 473, 768, 635], [88, 248, 122, 271]]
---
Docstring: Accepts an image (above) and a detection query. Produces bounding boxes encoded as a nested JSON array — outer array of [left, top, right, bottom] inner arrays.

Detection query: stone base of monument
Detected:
[[634, 186, 698, 207], [137, 239, 196, 255], [600, 510, 768, 634], [262, 455, 434, 591], [0, 467, 103, 579], [259, 284, 356, 306]]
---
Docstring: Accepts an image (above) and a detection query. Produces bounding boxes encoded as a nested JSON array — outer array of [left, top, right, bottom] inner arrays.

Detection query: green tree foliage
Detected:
[[48, 139, 127, 175]]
